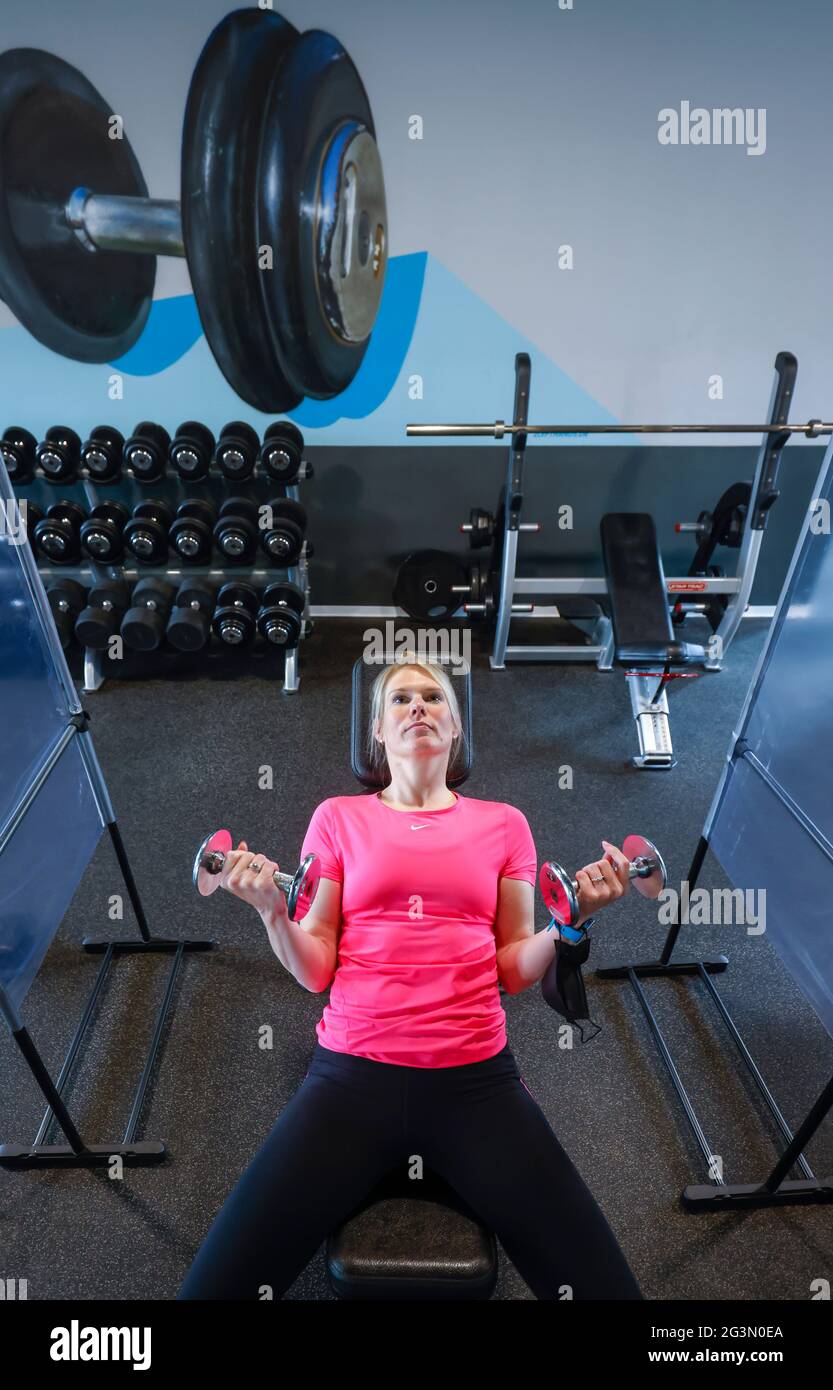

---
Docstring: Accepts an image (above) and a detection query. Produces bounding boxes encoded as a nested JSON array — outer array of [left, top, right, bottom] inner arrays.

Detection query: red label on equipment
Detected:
[[667, 581, 708, 592]]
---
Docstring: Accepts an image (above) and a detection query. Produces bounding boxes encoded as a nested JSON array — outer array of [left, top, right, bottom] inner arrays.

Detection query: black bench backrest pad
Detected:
[[600, 512, 675, 649]]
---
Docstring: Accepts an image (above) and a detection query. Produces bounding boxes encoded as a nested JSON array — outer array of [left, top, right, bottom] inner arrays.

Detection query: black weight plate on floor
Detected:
[[394, 550, 466, 621], [257, 29, 383, 399], [181, 9, 301, 412], [0, 48, 153, 361]]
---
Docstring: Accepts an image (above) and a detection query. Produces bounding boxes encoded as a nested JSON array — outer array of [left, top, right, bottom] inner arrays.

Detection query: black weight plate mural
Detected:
[[257, 29, 386, 399], [181, 9, 300, 412], [0, 48, 152, 361]]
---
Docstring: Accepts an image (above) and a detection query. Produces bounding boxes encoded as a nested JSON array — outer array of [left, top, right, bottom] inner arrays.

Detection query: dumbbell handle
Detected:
[[564, 853, 659, 895], [67, 187, 185, 258], [193, 829, 321, 920], [540, 835, 667, 929], [201, 849, 296, 897]]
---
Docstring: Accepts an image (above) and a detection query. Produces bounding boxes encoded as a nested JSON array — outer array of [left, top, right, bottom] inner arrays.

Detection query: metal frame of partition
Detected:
[[0, 457, 213, 1170], [597, 437, 833, 1211]]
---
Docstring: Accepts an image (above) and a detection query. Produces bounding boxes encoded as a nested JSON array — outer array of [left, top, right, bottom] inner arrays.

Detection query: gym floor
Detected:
[[2, 616, 832, 1300]]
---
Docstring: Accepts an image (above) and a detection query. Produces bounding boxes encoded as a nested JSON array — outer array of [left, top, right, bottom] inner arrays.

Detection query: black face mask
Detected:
[[541, 928, 601, 1043]]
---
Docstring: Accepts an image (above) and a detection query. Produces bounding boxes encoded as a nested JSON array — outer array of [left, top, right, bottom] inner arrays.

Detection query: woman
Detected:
[[178, 656, 642, 1300]]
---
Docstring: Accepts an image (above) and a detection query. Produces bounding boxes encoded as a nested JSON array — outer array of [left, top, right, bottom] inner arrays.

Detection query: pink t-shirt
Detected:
[[298, 790, 538, 1068]]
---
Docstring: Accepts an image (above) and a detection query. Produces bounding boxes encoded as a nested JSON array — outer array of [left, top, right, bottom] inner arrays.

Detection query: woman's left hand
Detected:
[[573, 840, 632, 926]]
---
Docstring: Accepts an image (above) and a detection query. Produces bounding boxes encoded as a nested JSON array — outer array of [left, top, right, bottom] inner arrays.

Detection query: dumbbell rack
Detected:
[[45, 557, 310, 696], [14, 437, 313, 695]]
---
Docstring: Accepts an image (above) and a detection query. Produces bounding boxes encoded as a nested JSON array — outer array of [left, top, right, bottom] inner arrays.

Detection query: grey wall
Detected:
[[304, 444, 824, 605]]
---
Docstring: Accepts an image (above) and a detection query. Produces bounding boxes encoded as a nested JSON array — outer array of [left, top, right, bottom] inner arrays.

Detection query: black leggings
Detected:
[[178, 1041, 642, 1300]]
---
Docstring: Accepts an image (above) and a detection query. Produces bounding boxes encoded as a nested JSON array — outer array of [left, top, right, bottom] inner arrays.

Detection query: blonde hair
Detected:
[[367, 653, 466, 779]]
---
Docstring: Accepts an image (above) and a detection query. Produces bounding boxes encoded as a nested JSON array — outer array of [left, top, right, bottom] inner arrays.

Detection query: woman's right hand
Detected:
[[221, 840, 288, 922]]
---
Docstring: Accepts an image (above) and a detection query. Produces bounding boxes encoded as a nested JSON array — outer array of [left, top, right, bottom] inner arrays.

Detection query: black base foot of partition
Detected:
[[82, 936, 215, 954], [596, 955, 729, 980], [0, 1140, 166, 1169], [683, 1176, 833, 1210]]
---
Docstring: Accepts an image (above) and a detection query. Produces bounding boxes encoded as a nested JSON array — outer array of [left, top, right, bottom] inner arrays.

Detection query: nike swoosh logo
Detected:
[[410, 823, 431, 831]]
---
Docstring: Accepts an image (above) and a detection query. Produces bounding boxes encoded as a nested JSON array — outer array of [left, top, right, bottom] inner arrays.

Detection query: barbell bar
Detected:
[[66, 191, 184, 257], [407, 421, 833, 438]]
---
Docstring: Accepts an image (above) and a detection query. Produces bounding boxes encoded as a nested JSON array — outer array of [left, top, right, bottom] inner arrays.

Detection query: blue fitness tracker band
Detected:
[[547, 916, 595, 944]]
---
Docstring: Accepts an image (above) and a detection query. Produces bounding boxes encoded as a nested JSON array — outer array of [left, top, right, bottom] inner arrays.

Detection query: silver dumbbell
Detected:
[[193, 829, 320, 920], [539, 834, 667, 927]]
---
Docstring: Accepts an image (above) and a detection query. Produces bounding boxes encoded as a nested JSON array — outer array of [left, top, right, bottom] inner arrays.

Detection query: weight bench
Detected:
[[324, 656, 498, 1300], [600, 513, 705, 770]]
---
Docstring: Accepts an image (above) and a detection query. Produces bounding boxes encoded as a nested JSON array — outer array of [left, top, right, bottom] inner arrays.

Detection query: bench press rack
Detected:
[[407, 352, 831, 769]]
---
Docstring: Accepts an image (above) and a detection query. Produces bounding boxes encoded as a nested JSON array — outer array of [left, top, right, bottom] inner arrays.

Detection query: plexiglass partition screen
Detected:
[[708, 440, 833, 1037], [0, 464, 105, 1013]]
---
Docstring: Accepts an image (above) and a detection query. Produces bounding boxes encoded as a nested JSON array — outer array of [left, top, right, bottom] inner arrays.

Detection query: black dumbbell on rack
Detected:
[[211, 583, 259, 646], [2, 424, 128, 487], [269, 496, 306, 532], [80, 426, 125, 484], [215, 496, 309, 567], [36, 426, 83, 484], [213, 499, 260, 566], [79, 501, 130, 564], [123, 499, 173, 565], [261, 498, 306, 566], [1, 417, 311, 489], [169, 421, 216, 483], [259, 422, 307, 484], [123, 423, 171, 484], [257, 581, 306, 647], [1, 426, 38, 485], [33, 501, 86, 564], [74, 580, 130, 651], [169, 500, 217, 565], [166, 579, 218, 651], [216, 422, 260, 483], [47, 579, 87, 648], [120, 578, 176, 650]]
